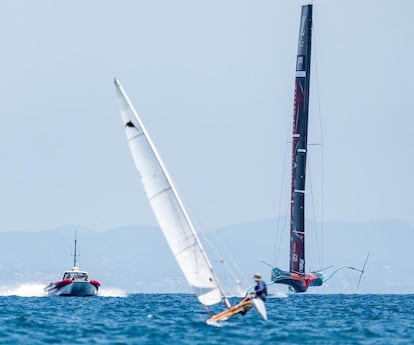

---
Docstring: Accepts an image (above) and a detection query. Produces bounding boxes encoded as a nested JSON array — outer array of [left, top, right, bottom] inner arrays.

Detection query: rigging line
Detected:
[[307, 157, 322, 269], [272, 136, 290, 266], [274, 206, 290, 267], [272, 99, 295, 266], [200, 230, 247, 297], [312, 10, 326, 267], [320, 140, 325, 267], [187, 196, 247, 295], [273, 75, 298, 266]]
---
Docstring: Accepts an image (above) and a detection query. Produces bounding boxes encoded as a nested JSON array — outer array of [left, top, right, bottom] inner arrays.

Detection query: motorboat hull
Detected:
[[44, 280, 99, 297]]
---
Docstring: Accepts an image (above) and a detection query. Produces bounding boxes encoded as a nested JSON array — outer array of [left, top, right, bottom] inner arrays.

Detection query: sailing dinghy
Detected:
[[114, 78, 264, 321], [271, 4, 363, 293]]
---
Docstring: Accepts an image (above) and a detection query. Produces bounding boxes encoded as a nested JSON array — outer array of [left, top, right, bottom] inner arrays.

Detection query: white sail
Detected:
[[114, 78, 226, 306]]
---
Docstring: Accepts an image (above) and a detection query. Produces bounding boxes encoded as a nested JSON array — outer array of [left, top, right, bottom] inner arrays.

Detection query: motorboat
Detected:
[[44, 232, 100, 296], [44, 266, 100, 296]]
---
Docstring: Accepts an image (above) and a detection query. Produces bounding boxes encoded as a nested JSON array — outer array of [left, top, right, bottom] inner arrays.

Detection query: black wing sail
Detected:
[[290, 4, 312, 276], [271, 4, 318, 293]]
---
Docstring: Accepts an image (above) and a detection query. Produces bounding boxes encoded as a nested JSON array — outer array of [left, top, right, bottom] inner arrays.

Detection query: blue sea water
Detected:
[[0, 293, 413, 344]]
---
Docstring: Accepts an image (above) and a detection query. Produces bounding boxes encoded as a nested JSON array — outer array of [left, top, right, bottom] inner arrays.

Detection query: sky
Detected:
[[0, 0, 413, 232]]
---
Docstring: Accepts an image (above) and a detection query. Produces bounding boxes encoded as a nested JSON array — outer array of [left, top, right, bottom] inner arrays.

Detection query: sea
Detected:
[[0, 286, 413, 345]]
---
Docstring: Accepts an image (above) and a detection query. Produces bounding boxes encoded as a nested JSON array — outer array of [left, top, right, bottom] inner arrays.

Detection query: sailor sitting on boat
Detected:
[[253, 273, 268, 301], [245, 273, 268, 302]]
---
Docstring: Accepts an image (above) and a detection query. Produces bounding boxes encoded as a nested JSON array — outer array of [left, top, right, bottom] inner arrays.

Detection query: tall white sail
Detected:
[[114, 78, 226, 306]]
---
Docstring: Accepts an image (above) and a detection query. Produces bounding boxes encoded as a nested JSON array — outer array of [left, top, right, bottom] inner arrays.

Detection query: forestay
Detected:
[[114, 78, 225, 306]]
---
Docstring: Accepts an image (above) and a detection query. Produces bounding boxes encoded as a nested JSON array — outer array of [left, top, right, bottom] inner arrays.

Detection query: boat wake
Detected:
[[268, 291, 288, 299], [206, 319, 226, 327], [0, 283, 45, 297], [98, 287, 127, 297], [0, 284, 128, 298]]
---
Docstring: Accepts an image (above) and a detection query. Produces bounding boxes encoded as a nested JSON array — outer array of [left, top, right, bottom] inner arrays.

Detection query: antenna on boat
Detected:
[[72, 230, 80, 268]]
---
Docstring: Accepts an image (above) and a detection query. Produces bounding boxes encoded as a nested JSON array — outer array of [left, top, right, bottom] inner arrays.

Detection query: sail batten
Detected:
[[114, 78, 226, 306], [128, 134, 145, 142]]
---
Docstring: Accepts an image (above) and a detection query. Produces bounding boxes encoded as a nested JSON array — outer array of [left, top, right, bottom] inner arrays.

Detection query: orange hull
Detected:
[[208, 300, 252, 322]]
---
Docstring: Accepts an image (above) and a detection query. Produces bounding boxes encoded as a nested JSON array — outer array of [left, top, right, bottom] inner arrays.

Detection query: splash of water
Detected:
[[98, 287, 127, 297], [0, 283, 46, 297], [269, 291, 288, 298]]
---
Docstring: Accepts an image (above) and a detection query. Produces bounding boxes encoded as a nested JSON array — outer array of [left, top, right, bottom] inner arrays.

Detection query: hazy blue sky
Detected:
[[0, 0, 412, 232]]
